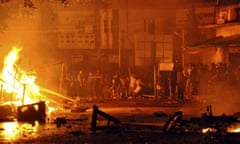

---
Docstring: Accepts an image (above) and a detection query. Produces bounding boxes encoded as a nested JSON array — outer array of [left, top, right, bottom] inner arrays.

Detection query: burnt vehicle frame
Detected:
[[163, 105, 240, 143]]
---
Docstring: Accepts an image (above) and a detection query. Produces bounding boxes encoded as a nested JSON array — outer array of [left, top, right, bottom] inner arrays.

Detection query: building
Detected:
[[54, 0, 121, 75], [178, 0, 240, 67], [112, 0, 179, 80]]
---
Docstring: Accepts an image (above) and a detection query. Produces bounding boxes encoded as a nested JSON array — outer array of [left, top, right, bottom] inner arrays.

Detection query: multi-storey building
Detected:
[[56, 0, 178, 78], [208, 0, 240, 66], [54, 0, 121, 75], [179, 0, 240, 66], [0, 0, 181, 93]]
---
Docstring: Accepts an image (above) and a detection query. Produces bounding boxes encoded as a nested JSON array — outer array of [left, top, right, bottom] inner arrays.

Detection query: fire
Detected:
[[0, 46, 73, 115], [202, 127, 217, 133], [227, 123, 240, 133], [2, 47, 21, 93], [0, 46, 40, 105]]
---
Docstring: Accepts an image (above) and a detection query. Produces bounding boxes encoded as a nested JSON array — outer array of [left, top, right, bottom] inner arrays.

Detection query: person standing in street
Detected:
[[177, 68, 185, 102], [169, 66, 177, 100]]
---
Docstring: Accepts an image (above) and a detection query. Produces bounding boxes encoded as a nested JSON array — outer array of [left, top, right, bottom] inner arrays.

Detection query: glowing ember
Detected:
[[227, 123, 240, 133], [0, 46, 40, 105], [202, 127, 217, 133], [2, 122, 18, 139]]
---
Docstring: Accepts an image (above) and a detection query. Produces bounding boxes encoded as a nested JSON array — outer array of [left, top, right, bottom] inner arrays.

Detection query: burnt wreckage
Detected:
[[162, 105, 240, 143], [91, 105, 240, 143], [0, 101, 46, 123]]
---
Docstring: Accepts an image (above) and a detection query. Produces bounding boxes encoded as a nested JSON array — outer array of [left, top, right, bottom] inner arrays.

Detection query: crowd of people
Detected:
[[60, 62, 240, 102], [160, 62, 240, 102], [60, 68, 152, 101]]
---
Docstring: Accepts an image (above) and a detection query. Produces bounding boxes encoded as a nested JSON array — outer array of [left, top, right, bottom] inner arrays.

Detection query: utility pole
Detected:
[[182, 29, 185, 68], [119, 31, 124, 70], [173, 29, 185, 68]]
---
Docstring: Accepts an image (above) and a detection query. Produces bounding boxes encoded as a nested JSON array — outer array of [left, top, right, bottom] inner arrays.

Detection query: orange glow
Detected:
[[0, 46, 40, 105], [0, 121, 41, 141], [227, 123, 240, 133], [2, 122, 18, 140], [202, 127, 217, 133], [0, 46, 74, 115]]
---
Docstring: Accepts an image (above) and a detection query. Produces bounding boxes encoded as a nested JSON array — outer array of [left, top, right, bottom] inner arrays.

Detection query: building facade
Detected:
[[179, 0, 240, 67], [53, 0, 122, 75], [55, 0, 179, 78]]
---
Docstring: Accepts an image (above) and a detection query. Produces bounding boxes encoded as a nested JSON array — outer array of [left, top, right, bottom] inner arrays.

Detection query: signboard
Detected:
[[176, 6, 215, 27], [195, 7, 215, 25], [158, 63, 174, 71]]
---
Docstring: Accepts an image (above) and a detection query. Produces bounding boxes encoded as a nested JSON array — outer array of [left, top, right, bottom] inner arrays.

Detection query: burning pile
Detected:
[[0, 46, 40, 105]]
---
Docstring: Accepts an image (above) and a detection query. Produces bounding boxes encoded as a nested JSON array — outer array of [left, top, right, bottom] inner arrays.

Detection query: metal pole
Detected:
[[0, 84, 3, 103], [182, 29, 185, 68], [154, 65, 156, 99], [126, 0, 129, 35], [22, 84, 26, 105], [134, 33, 136, 66], [59, 63, 64, 93], [119, 31, 123, 70], [119, 32, 121, 70], [91, 105, 98, 133]]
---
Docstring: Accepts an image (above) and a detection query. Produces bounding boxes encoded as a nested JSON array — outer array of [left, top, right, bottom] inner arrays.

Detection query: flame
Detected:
[[0, 46, 71, 115], [227, 123, 240, 133], [2, 122, 18, 140], [2, 47, 21, 93], [0, 46, 40, 105], [202, 127, 217, 133]]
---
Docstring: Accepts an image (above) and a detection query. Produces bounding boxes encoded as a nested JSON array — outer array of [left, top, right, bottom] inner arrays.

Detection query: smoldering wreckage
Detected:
[[1, 102, 240, 143], [0, 48, 240, 143]]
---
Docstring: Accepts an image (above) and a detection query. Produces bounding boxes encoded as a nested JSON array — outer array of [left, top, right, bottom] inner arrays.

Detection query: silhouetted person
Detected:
[[169, 66, 177, 100], [177, 69, 185, 101]]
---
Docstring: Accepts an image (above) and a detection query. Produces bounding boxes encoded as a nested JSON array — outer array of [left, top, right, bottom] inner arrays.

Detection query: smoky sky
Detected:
[[0, 1, 60, 90]]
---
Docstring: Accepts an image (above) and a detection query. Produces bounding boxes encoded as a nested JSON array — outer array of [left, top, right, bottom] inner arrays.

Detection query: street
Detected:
[[0, 98, 239, 144]]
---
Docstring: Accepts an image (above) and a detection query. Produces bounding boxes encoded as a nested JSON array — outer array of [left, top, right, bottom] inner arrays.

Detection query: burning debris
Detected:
[[0, 46, 40, 105], [0, 47, 74, 123], [0, 47, 47, 123], [0, 47, 239, 143], [161, 105, 240, 134], [162, 105, 240, 143], [85, 102, 240, 144], [17, 101, 46, 123], [91, 105, 121, 134], [0, 104, 16, 122]]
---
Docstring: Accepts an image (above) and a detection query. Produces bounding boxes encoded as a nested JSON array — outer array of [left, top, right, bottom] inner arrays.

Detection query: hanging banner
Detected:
[[158, 63, 174, 71]]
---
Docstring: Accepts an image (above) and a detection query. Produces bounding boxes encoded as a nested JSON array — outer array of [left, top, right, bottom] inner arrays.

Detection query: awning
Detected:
[[186, 34, 240, 48]]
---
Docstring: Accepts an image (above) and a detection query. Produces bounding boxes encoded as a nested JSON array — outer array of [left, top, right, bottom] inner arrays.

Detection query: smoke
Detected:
[[0, 1, 61, 91], [201, 82, 240, 115]]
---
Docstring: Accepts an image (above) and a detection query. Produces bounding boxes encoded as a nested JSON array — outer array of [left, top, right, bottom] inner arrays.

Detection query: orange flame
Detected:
[[227, 123, 240, 133], [202, 127, 217, 133], [1, 46, 40, 105]]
